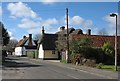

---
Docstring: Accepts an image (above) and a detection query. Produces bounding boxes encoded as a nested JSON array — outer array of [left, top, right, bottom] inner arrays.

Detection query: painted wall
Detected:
[[15, 47, 26, 56], [38, 44, 44, 59], [44, 50, 58, 59]]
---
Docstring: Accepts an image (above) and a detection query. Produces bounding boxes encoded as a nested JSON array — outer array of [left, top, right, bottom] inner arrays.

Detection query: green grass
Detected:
[[60, 60, 67, 64], [100, 65, 120, 71]]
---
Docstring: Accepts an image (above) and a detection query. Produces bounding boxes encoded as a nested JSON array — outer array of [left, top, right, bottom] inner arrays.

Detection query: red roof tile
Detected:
[[16, 37, 29, 47], [70, 34, 120, 49]]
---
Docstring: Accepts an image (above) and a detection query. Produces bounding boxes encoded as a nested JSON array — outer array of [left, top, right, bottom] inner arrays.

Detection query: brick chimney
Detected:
[[60, 26, 65, 31], [86, 29, 91, 35], [28, 34, 32, 46], [42, 26, 45, 34], [29, 34, 32, 40]]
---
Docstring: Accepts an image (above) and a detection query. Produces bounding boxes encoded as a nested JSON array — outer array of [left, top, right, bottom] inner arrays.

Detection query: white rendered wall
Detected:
[[38, 44, 44, 59]]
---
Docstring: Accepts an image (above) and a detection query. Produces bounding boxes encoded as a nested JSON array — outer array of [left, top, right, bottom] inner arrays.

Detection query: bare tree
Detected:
[[6, 39, 18, 52], [98, 28, 108, 35], [33, 34, 41, 41]]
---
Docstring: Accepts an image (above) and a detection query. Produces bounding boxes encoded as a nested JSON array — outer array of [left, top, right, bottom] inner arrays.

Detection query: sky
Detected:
[[0, 1, 119, 40]]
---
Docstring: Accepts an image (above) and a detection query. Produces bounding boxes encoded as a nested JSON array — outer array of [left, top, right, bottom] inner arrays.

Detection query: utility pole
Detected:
[[66, 8, 69, 63]]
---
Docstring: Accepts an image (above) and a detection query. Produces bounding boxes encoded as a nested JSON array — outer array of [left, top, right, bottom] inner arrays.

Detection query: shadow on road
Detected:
[[2, 57, 42, 68]]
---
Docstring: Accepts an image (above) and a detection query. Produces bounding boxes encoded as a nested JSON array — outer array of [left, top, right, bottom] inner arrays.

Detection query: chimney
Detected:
[[42, 26, 45, 34], [60, 26, 65, 31], [29, 34, 32, 40], [23, 35, 26, 39], [86, 29, 91, 35], [28, 34, 32, 46]]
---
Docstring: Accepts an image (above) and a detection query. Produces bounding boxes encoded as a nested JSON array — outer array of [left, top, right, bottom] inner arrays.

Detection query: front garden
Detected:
[[67, 37, 120, 71]]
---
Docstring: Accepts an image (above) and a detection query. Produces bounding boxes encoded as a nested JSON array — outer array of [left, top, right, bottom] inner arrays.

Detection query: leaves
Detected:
[[102, 42, 114, 57], [0, 22, 10, 46]]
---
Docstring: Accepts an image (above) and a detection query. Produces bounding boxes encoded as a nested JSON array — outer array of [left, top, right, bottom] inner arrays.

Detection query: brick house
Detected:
[[69, 31, 120, 65]]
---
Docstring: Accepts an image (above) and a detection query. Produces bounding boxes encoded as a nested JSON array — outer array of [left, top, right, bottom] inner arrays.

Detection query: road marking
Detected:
[[66, 74, 79, 79]]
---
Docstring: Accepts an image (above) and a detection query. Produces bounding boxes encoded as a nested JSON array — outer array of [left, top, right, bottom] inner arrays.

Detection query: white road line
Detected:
[[66, 74, 79, 79]]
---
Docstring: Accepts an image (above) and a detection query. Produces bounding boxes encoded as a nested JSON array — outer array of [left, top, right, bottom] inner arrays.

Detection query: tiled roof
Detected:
[[16, 37, 29, 47], [70, 34, 120, 49]]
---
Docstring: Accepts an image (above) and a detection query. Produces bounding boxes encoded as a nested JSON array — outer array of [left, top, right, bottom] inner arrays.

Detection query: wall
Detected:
[[44, 50, 58, 59], [38, 44, 44, 59], [15, 47, 26, 56]]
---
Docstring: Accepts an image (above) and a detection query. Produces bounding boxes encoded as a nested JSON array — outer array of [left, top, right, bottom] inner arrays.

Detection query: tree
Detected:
[[69, 37, 93, 58], [102, 42, 114, 57], [6, 39, 18, 52], [33, 34, 41, 41], [98, 28, 108, 35], [102, 42, 115, 64], [56, 34, 67, 51], [0, 22, 10, 46], [0, 21, 10, 61]]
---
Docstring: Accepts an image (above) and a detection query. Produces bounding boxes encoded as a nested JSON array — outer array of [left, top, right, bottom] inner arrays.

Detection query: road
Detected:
[[2, 56, 118, 80]]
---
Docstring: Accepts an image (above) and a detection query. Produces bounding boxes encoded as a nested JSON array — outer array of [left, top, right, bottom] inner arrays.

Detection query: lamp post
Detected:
[[110, 13, 118, 71]]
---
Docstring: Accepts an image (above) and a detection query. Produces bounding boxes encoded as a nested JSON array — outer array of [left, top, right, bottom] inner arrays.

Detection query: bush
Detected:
[[27, 51, 35, 58], [96, 63, 104, 69], [84, 59, 96, 67]]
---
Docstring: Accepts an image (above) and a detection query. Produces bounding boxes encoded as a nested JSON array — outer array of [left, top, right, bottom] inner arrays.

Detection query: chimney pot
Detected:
[[86, 29, 91, 35]]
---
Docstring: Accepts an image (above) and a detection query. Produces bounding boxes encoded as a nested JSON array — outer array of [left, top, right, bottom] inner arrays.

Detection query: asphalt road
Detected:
[[2, 56, 118, 80]]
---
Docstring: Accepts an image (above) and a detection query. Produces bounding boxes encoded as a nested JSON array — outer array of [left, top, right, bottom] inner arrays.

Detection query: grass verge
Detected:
[[99, 65, 120, 71]]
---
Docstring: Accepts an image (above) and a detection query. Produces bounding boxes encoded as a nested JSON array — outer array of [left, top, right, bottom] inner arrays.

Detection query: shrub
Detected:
[[84, 59, 96, 67], [102, 42, 115, 64], [96, 63, 104, 69], [27, 51, 35, 58]]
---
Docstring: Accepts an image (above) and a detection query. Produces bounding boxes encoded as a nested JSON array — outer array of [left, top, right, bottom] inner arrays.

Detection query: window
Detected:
[[52, 51, 55, 54]]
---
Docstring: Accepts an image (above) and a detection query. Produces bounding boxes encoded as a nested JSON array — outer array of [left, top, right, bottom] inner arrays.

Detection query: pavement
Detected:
[[30, 59, 119, 79]]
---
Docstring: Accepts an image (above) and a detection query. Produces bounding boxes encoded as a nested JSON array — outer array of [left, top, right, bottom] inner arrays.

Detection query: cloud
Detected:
[[64, 15, 93, 29], [83, 20, 93, 29], [18, 18, 40, 28], [9, 16, 17, 20], [18, 17, 58, 34], [7, 2, 37, 18], [27, 28, 41, 34], [103, 13, 119, 35], [103, 15, 116, 27], [71, 16, 84, 25], [0, 6, 2, 16], [41, 0, 60, 4], [42, 18, 58, 25]]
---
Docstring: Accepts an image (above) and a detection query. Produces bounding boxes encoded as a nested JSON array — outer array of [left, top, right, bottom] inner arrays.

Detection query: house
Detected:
[[37, 27, 58, 60], [37, 26, 85, 60], [15, 34, 37, 56], [37, 26, 120, 63], [69, 31, 120, 65]]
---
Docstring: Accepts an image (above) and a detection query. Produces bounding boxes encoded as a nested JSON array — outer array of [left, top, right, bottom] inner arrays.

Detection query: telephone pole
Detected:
[[66, 8, 69, 63]]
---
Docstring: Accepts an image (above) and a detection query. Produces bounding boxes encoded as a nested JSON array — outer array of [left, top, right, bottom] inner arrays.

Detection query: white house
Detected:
[[37, 27, 59, 60], [15, 34, 37, 56]]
